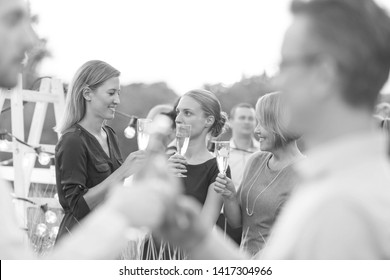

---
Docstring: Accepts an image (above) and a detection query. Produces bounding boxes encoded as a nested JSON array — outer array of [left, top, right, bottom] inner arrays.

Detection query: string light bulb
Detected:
[[35, 147, 52, 166], [0, 130, 54, 164], [0, 131, 9, 151], [45, 210, 57, 224], [49, 226, 59, 240], [124, 116, 137, 139], [0, 139, 9, 151], [36, 223, 48, 237], [38, 152, 51, 165]]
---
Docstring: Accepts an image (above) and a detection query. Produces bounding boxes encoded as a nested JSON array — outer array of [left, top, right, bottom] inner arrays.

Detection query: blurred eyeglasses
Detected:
[[278, 53, 322, 72]]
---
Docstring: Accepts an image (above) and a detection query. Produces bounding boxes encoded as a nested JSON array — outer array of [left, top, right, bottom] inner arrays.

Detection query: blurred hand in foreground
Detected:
[[107, 154, 182, 229], [157, 195, 209, 250]]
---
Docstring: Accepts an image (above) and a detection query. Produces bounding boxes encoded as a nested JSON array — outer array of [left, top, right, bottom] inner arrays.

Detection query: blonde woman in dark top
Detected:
[[168, 89, 230, 227], [214, 92, 305, 256], [142, 89, 229, 259], [55, 60, 146, 243]]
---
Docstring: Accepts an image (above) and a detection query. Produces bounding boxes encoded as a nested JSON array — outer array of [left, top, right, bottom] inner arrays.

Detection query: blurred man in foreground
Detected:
[[160, 0, 390, 260]]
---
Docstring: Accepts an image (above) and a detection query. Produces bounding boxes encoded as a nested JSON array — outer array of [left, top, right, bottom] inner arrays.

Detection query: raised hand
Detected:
[[168, 153, 188, 177], [157, 195, 209, 250], [214, 173, 237, 201], [122, 150, 148, 178], [108, 155, 182, 229]]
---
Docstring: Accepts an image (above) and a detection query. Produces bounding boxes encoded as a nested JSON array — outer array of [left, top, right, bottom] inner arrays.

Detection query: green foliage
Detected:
[[204, 73, 276, 141], [205, 72, 276, 114], [0, 74, 276, 161]]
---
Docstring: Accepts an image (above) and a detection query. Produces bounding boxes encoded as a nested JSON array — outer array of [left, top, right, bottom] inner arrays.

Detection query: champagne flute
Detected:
[[215, 141, 230, 175], [175, 124, 191, 177], [137, 119, 152, 150], [176, 124, 191, 156]]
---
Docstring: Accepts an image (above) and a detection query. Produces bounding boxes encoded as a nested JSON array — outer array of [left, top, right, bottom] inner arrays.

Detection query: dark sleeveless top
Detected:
[[182, 157, 231, 205]]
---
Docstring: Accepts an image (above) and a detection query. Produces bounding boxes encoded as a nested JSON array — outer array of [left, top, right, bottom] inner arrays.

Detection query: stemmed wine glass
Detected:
[[137, 118, 152, 150], [214, 141, 230, 175], [175, 124, 191, 177]]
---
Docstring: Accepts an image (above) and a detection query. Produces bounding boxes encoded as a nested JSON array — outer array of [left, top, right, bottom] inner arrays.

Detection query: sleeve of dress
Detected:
[[275, 197, 289, 218], [56, 133, 90, 219]]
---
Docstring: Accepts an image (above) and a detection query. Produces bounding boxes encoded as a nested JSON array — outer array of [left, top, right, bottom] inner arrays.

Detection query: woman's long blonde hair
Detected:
[[56, 60, 120, 134]]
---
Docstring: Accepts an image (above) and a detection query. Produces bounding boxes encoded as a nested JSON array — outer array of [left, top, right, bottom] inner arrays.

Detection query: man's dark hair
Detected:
[[230, 103, 255, 119], [291, 0, 390, 109]]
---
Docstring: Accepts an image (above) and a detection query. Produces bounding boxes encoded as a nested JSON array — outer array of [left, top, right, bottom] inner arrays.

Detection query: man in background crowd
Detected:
[[228, 103, 259, 188]]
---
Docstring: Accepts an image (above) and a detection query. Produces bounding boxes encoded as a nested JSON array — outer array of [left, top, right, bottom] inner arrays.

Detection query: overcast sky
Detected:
[[30, 0, 390, 94]]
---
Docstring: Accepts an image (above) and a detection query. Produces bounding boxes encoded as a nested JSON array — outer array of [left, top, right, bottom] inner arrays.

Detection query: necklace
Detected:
[[245, 155, 295, 217]]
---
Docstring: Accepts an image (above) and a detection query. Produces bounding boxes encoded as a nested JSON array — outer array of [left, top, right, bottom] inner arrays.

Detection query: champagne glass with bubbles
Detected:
[[176, 124, 191, 156], [176, 124, 191, 177], [137, 119, 152, 150], [215, 141, 230, 175]]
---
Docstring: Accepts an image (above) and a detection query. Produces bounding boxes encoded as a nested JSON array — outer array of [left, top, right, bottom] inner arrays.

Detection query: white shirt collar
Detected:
[[230, 138, 259, 152], [297, 130, 388, 180]]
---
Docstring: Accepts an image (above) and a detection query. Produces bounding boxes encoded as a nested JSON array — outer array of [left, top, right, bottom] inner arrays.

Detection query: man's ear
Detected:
[[314, 57, 338, 101]]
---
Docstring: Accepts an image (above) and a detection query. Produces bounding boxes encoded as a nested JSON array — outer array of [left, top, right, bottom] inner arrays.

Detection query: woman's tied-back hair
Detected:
[[56, 60, 120, 134], [256, 92, 300, 149], [183, 89, 228, 137]]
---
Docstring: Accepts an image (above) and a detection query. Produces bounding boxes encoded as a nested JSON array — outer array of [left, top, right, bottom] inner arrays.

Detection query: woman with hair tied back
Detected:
[[55, 60, 146, 243], [168, 89, 230, 227], [143, 89, 230, 260], [214, 92, 305, 257]]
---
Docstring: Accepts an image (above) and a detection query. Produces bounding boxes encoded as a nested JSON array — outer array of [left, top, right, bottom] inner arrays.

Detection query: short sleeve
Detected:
[[275, 197, 288, 218], [56, 132, 90, 218], [291, 199, 379, 259]]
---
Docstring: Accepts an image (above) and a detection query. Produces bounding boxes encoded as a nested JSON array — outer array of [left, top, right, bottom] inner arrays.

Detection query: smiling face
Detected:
[[86, 76, 121, 121], [254, 118, 276, 153], [254, 92, 297, 153], [175, 95, 210, 140], [0, 0, 36, 88]]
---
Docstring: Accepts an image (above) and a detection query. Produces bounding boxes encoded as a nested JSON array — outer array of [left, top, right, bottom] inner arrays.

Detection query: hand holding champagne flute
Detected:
[[215, 141, 230, 175], [214, 141, 236, 199], [168, 124, 191, 177], [137, 118, 152, 150]]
